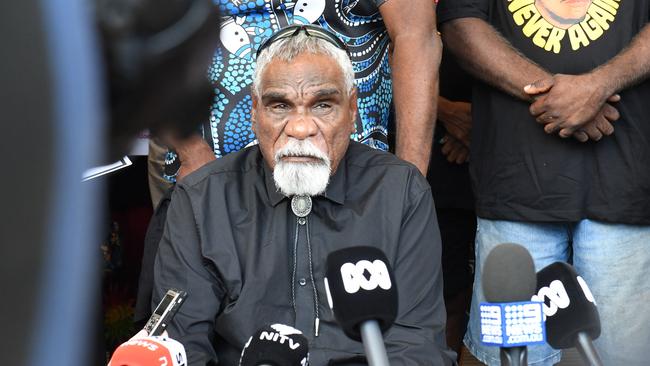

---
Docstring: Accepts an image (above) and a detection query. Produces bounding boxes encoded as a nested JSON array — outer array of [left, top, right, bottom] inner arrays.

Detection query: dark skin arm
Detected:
[[167, 134, 216, 181], [438, 97, 471, 148], [441, 134, 469, 164], [525, 24, 650, 138], [441, 18, 549, 100], [440, 17, 618, 142], [380, 0, 442, 175], [437, 97, 471, 164]]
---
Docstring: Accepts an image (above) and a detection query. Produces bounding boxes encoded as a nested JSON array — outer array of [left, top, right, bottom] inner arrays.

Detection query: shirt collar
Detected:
[[262, 150, 347, 206]]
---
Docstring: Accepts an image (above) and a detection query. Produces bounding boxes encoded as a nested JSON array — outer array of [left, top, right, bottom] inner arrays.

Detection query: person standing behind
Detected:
[[427, 50, 475, 360], [438, 0, 650, 365]]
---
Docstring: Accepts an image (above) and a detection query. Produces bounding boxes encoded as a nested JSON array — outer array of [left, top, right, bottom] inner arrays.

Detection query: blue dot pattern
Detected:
[[165, 0, 392, 179]]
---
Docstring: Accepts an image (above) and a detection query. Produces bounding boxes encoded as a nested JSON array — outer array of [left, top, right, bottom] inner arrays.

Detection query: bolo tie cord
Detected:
[[290, 214, 320, 337]]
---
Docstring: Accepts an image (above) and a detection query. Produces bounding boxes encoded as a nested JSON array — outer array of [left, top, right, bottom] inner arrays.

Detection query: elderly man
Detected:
[[439, 1, 650, 365], [152, 27, 455, 366]]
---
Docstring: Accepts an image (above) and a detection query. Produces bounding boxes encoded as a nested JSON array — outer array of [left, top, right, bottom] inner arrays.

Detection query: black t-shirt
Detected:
[[438, 0, 650, 224]]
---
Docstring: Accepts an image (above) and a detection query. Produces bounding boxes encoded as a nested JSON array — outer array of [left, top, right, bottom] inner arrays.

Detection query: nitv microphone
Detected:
[[238, 324, 309, 366], [108, 335, 187, 366], [481, 243, 546, 366], [534, 262, 603, 366], [324, 246, 397, 366]]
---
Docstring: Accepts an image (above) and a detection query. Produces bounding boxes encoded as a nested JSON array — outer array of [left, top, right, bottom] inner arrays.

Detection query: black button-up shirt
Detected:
[[153, 142, 455, 365]]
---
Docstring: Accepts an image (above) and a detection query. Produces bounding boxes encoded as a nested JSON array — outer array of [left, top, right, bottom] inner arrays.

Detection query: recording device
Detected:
[[144, 288, 187, 336], [481, 243, 544, 366], [238, 324, 309, 366], [534, 262, 603, 366], [108, 335, 187, 366], [324, 246, 397, 366]]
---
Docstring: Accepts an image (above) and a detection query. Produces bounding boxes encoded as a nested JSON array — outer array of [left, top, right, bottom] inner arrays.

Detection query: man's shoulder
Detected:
[[345, 142, 430, 192], [346, 141, 416, 170], [179, 146, 262, 190]]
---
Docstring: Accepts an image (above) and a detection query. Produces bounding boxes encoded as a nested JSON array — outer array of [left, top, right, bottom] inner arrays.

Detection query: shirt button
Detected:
[[298, 217, 306, 225], [299, 278, 307, 286]]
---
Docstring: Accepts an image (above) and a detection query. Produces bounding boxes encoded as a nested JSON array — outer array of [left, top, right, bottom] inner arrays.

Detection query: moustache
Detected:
[[275, 141, 330, 164]]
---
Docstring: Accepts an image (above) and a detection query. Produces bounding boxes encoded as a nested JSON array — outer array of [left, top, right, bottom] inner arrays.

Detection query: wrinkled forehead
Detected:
[[258, 52, 348, 94]]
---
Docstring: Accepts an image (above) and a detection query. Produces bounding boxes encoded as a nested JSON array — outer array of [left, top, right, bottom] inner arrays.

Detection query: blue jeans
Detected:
[[464, 218, 650, 366]]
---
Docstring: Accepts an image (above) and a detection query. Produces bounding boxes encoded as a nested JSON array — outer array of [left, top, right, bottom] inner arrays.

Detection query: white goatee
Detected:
[[273, 139, 331, 197]]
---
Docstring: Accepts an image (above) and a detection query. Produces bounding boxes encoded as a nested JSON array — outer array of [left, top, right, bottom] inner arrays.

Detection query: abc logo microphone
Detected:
[[324, 246, 397, 366], [534, 262, 603, 366], [238, 324, 309, 366], [108, 335, 187, 366], [480, 243, 546, 366]]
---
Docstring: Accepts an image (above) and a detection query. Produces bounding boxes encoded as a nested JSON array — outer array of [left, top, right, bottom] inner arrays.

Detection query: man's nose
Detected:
[[285, 111, 318, 139]]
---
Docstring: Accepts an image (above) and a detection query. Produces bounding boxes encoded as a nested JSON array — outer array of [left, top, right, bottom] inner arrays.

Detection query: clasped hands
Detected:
[[524, 72, 620, 142]]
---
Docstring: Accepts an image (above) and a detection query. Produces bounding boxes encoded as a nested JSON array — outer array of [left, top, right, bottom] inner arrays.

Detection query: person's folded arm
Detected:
[[152, 184, 226, 365], [524, 24, 650, 137], [439, 15, 618, 142], [440, 17, 549, 101]]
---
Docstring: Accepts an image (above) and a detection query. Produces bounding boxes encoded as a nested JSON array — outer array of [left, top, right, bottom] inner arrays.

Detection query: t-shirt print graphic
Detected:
[[507, 0, 621, 53]]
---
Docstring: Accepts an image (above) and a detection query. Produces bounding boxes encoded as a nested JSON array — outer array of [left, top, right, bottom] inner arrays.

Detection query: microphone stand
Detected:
[[575, 333, 603, 366], [360, 320, 390, 366], [500, 346, 527, 366]]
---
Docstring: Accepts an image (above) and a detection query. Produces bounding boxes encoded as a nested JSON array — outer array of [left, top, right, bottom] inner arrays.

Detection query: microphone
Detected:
[[108, 335, 187, 366], [481, 243, 546, 366], [324, 246, 397, 366], [534, 262, 603, 366], [238, 324, 309, 366]]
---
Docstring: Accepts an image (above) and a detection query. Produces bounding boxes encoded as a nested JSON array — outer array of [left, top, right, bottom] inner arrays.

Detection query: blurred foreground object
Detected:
[[0, 0, 219, 364], [97, 0, 220, 159]]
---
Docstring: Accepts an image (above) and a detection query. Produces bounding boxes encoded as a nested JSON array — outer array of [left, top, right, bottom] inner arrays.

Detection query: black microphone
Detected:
[[238, 324, 309, 366], [534, 262, 603, 366], [324, 246, 397, 366], [482, 243, 538, 366]]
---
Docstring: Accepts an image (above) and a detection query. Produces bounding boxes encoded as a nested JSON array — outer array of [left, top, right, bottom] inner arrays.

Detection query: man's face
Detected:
[[251, 52, 357, 196], [536, 0, 592, 28]]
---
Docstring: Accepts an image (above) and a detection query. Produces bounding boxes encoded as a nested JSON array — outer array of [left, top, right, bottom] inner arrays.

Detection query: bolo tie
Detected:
[[290, 195, 320, 336]]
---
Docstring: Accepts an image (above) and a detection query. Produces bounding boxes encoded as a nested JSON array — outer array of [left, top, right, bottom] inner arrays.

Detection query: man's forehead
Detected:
[[259, 54, 346, 89], [260, 82, 343, 98]]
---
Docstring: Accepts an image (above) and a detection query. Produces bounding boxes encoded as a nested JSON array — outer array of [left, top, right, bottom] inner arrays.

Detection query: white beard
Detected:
[[273, 139, 331, 197]]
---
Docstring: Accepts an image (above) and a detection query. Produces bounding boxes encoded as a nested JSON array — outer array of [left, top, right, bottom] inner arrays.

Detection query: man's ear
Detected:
[[251, 89, 258, 133], [348, 87, 358, 133]]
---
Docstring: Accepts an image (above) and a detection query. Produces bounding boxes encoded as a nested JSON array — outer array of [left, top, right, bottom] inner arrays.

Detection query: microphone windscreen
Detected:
[[238, 324, 309, 366], [482, 243, 536, 302], [324, 246, 398, 341], [535, 262, 600, 349], [108, 336, 187, 366]]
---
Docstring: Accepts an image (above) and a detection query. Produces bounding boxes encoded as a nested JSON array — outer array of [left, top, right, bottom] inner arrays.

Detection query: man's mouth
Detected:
[[281, 155, 322, 163]]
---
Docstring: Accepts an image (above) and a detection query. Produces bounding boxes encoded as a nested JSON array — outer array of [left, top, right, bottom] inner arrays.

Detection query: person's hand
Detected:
[[524, 73, 619, 138], [438, 101, 472, 147], [171, 135, 216, 181], [440, 134, 469, 164], [570, 102, 620, 142]]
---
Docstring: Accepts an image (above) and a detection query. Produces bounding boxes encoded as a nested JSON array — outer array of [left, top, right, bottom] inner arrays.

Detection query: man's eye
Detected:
[[315, 103, 331, 109], [271, 103, 289, 110]]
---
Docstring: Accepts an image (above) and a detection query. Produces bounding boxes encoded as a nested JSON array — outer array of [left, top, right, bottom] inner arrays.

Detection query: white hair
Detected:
[[273, 139, 331, 197], [253, 31, 355, 97]]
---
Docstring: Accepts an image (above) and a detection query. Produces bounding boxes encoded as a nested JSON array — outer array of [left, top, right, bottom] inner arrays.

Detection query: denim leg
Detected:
[[464, 218, 567, 366], [572, 219, 650, 366]]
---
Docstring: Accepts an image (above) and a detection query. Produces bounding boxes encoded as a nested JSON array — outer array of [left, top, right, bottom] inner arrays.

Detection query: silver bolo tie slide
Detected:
[[291, 195, 312, 218]]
